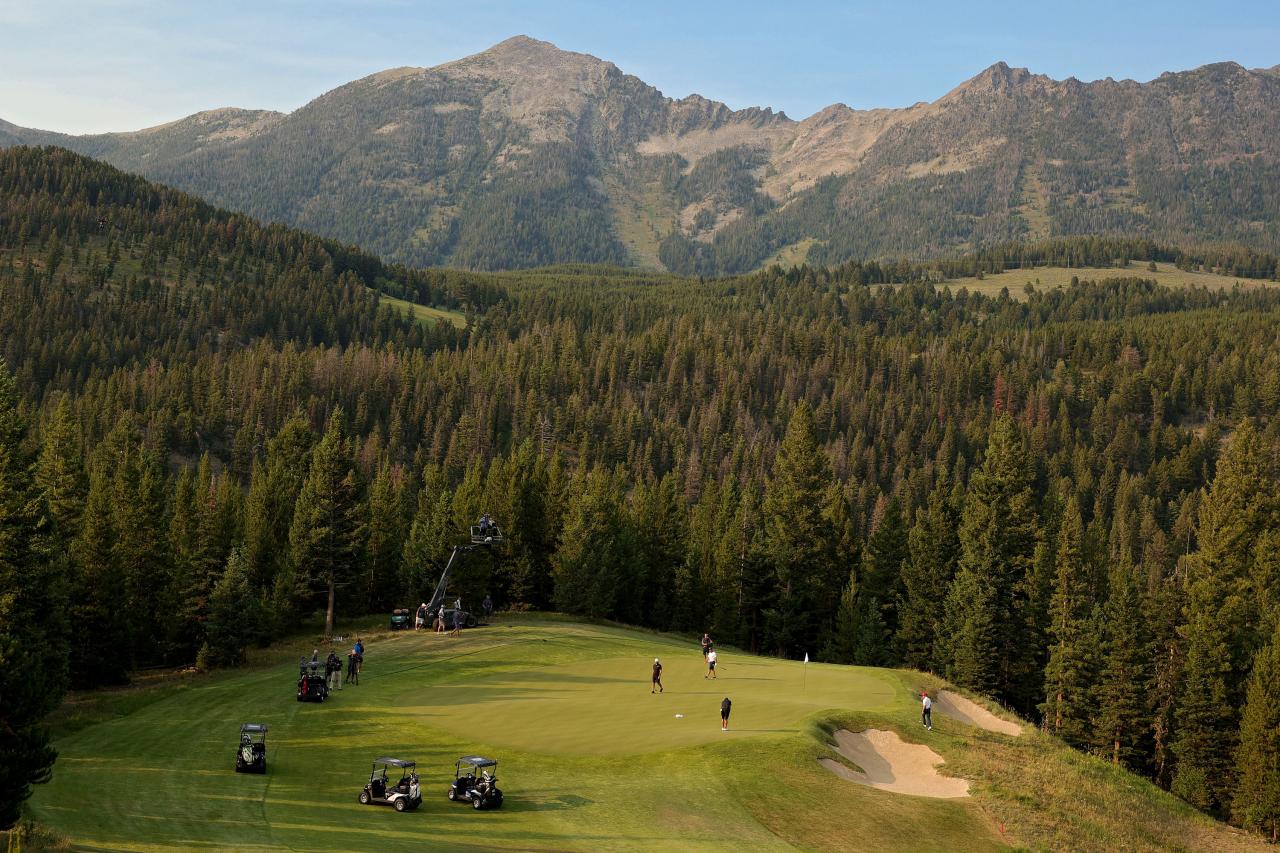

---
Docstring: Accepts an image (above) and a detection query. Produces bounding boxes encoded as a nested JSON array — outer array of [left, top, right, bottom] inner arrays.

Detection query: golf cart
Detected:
[[448, 756, 503, 810], [297, 665, 328, 702], [389, 608, 412, 630], [359, 758, 421, 812], [235, 723, 267, 774]]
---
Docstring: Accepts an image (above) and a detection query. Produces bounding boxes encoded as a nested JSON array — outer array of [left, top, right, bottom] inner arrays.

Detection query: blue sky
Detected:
[[3, 0, 1279, 134]]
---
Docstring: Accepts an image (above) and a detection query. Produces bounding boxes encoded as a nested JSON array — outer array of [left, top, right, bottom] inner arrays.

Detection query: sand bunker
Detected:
[[935, 691, 1023, 736], [818, 729, 970, 798]]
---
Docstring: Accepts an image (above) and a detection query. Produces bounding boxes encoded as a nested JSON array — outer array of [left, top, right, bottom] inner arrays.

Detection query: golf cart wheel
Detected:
[[394, 797, 407, 812], [359, 790, 371, 805], [448, 788, 457, 801], [473, 796, 484, 810]]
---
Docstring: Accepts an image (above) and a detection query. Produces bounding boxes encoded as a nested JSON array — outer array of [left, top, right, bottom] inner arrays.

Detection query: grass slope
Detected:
[[375, 291, 468, 328], [28, 616, 1262, 852], [939, 261, 1272, 300]]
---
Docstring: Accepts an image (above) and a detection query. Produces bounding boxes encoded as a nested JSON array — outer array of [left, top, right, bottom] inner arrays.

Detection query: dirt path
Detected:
[[935, 691, 1023, 736], [818, 729, 970, 798]]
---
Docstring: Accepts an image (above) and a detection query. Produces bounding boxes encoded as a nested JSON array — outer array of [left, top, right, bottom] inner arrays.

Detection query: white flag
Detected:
[[803, 653, 809, 663]]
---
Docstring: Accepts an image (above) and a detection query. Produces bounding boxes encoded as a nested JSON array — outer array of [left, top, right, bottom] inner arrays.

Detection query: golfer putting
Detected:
[[721, 696, 731, 731]]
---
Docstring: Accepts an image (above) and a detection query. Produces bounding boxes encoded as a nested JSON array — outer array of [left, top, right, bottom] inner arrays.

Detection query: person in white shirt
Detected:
[[921, 691, 933, 730], [705, 649, 718, 679]]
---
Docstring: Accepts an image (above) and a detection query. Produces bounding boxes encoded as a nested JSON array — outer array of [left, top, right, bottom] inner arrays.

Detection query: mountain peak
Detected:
[[450, 35, 614, 76], [482, 35, 563, 56], [939, 61, 1061, 102]]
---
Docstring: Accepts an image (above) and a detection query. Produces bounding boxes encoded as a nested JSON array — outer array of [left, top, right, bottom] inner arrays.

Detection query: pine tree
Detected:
[[851, 596, 890, 666], [859, 497, 907, 656], [502, 439, 553, 609], [113, 443, 170, 668], [830, 569, 859, 663], [198, 548, 261, 669], [1174, 421, 1280, 813], [1093, 557, 1148, 768], [242, 412, 312, 597], [762, 403, 838, 658], [1233, 638, 1280, 840], [35, 397, 86, 549], [71, 460, 129, 685], [941, 567, 998, 694], [1041, 497, 1095, 746], [365, 460, 410, 612], [1172, 599, 1237, 812], [628, 473, 687, 630], [402, 464, 453, 602], [552, 467, 630, 619], [942, 416, 1040, 704], [0, 363, 67, 828], [897, 473, 959, 670], [288, 409, 365, 638]]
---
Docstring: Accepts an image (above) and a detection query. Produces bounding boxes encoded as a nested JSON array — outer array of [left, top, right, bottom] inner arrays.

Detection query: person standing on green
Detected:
[[720, 697, 732, 731], [651, 658, 664, 693]]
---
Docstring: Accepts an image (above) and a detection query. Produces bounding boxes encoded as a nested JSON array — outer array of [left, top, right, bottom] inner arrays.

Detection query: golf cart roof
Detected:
[[373, 757, 415, 768], [457, 756, 497, 767], [240, 723, 268, 733]]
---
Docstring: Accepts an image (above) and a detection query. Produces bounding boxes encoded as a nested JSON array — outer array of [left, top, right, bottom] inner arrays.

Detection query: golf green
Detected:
[[405, 649, 897, 755], [27, 617, 1002, 852]]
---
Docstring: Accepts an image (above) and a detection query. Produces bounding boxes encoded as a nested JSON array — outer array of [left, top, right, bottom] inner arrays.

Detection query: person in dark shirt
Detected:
[[326, 651, 341, 689], [346, 650, 359, 686], [701, 633, 712, 658], [721, 696, 732, 731], [651, 658, 663, 693]]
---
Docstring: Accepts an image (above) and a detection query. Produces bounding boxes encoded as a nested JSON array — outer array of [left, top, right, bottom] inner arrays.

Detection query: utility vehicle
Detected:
[[235, 723, 267, 774], [359, 758, 422, 812], [448, 756, 503, 810]]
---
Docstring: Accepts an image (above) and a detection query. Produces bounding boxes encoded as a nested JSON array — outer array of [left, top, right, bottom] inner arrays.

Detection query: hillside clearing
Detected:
[[375, 291, 468, 328], [938, 261, 1271, 299]]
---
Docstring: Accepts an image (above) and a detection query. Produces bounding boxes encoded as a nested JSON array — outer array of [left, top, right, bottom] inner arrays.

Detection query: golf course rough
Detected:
[[27, 616, 1267, 852]]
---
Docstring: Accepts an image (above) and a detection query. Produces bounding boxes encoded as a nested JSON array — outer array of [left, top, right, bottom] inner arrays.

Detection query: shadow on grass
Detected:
[[500, 791, 595, 812]]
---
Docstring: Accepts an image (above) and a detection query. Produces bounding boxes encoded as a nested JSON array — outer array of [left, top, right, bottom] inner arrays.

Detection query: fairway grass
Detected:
[[27, 616, 1264, 851]]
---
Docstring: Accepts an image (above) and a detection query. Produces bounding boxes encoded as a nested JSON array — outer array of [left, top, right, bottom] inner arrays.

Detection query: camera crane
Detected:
[[424, 522, 503, 623]]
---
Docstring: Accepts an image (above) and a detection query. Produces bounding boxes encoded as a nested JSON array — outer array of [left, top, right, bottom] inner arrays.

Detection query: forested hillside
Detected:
[[4, 148, 1280, 837], [6, 39, 1280, 274]]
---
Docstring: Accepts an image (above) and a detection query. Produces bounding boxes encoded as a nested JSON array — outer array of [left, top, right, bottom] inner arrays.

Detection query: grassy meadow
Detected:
[[937, 261, 1270, 299], [376, 292, 468, 328]]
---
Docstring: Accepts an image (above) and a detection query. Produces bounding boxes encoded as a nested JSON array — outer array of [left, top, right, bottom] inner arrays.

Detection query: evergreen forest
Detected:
[[5, 147, 1280, 838]]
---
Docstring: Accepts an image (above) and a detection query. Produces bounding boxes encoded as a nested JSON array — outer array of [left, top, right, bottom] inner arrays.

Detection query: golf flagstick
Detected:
[[802, 652, 808, 691]]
